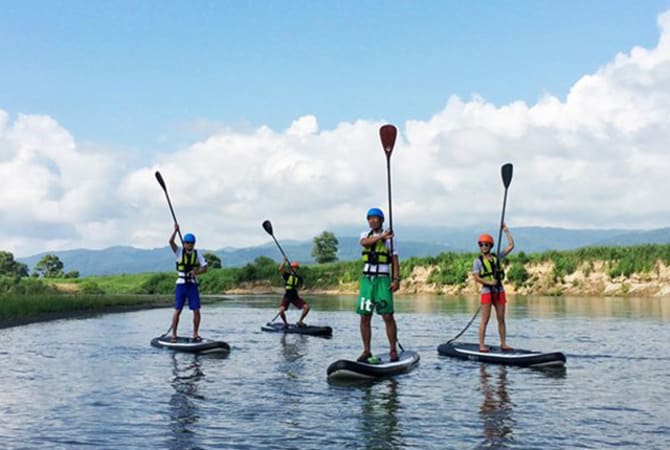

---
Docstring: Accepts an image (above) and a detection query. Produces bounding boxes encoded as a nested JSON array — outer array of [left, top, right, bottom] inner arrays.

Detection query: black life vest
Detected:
[[176, 249, 199, 281]]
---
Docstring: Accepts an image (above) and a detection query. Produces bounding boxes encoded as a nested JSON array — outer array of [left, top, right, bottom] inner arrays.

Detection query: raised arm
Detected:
[[169, 224, 180, 253], [501, 223, 515, 257]]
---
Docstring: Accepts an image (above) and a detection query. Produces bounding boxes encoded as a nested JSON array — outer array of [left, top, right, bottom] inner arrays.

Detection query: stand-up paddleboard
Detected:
[[151, 336, 231, 355], [327, 350, 420, 380], [437, 342, 565, 368], [261, 322, 333, 338]]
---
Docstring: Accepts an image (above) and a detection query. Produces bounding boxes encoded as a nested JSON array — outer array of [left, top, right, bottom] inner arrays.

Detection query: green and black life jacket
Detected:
[[285, 273, 302, 291], [479, 254, 504, 283], [361, 230, 390, 267], [176, 249, 199, 280]]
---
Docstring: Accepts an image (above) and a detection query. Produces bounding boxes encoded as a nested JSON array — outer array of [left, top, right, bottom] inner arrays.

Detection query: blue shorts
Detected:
[[175, 283, 201, 311]]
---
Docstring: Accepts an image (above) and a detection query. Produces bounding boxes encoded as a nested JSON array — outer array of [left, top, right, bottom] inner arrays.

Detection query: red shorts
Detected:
[[280, 295, 307, 309], [481, 291, 507, 305]]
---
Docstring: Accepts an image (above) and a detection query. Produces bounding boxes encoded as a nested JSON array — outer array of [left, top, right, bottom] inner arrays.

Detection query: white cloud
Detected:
[[2, 11, 670, 256]]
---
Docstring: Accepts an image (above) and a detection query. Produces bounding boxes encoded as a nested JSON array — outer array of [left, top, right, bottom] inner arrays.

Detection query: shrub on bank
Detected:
[[0, 275, 55, 295]]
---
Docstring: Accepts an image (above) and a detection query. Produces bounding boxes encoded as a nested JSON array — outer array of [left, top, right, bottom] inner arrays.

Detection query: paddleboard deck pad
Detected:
[[261, 322, 333, 337], [327, 350, 420, 380], [437, 342, 565, 367], [151, 336, 231, 355]]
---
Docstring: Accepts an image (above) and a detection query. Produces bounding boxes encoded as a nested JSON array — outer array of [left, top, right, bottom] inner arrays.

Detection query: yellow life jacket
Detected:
[[479, 254, 503, 283], [361, 230, 390, 265], [285, 273, 301, 291]]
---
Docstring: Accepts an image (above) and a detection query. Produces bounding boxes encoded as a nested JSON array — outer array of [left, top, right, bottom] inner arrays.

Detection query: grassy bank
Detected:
[[30, 243, 670, 298], [0, 293, 171, 323]]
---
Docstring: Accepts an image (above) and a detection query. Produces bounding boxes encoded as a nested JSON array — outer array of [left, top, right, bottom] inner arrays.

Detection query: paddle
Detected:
[[447, 162, 514, 344], [155, 171, 184, 246], [262, 219, 298, 322], [495, 163, 514, 262], [379, 124, 404, 353], [379, 124, 397, 267], [493, 163, 513, 298], [155, 170, 185, 338]]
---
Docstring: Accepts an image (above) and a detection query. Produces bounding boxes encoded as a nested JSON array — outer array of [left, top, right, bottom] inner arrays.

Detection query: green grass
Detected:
[[7, 244, 670, 300], [0, 293, 170, 321]]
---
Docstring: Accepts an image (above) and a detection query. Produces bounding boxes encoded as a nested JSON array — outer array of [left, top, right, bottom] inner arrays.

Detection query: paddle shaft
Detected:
[[495, 187, 510, 265], [385, 154, 395, 280], [156, 172, 184, 246]]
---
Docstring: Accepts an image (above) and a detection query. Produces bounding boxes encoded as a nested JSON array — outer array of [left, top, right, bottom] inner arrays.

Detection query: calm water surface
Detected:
[[1, 295, 669, 449]]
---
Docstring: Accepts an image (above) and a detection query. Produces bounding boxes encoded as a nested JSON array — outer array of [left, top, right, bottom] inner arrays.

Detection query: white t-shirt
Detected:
[[360, 229, 398, 276], [174, 247, 207, 284]]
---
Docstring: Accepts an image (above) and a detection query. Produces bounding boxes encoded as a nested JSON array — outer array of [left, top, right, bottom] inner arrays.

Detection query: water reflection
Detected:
[[358, 379, 403, 450], [280, 333, 307, 363], [477, 365, 514, 449], [168, 353, 204, 450]]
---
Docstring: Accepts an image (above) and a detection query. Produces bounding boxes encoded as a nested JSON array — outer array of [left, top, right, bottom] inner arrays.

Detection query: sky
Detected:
[[2, 1, 670, 256]]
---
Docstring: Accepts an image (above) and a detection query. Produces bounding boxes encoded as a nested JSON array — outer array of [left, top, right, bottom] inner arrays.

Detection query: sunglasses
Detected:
[[478, 242, 492, 248]]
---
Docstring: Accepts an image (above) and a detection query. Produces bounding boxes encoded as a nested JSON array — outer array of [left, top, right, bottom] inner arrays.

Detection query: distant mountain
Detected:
[[15, 227, 670, 277], [594, 227, 670, 247]]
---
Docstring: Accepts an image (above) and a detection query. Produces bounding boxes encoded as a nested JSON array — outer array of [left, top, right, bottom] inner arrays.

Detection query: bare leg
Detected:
[[479, 303, 492, 351], [193, 309, 201, 338], [360, 314, 372, 355], [297, 304, 310, 325], [279, 306, 288, 325], [171, 309, 182, 340], [382, 313, 398, 356], [493, 302, 510, 349]]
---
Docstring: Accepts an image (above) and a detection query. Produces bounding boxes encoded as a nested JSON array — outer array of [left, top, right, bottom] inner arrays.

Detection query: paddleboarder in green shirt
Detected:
[[356, 208, 400, 363]]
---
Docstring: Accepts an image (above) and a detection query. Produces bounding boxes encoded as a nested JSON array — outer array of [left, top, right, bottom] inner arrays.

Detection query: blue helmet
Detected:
[[183, 233, 196, 243], [366, 208, 384, 221]]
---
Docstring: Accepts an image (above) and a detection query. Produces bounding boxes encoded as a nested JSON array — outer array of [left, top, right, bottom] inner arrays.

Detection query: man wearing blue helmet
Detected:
[[357, 207, 400, 363], [169, 224, 208, 342]]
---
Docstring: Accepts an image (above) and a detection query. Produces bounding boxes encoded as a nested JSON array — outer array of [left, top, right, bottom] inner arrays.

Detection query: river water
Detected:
[[0, 295, 669, 449]]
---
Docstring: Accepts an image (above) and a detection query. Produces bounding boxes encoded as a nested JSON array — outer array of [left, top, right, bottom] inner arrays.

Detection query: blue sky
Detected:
[[2, 1, 669, 153], [2, 1, 670, 255]]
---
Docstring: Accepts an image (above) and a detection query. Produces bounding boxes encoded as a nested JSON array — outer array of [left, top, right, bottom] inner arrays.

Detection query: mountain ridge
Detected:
[[15, 226, 670, 277]]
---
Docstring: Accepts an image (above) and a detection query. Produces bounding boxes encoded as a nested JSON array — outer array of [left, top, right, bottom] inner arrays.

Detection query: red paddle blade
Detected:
[[379, 124, 397, 155]]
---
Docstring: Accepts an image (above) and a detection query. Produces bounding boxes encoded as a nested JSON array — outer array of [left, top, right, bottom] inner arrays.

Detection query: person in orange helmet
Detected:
[[277, 256, 310, 327], [473, 223, 515, 352]]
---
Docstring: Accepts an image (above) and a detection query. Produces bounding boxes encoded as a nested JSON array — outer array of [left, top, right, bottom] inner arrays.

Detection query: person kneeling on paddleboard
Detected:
[[277, 257, 310, 328], [357, 208, 401, 363], [169, 225, 208, 342], [473, 224, 514, 352]]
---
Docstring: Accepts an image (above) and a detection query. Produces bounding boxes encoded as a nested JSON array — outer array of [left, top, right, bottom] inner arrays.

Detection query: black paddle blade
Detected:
[[155, 171, 166, 190], [380, 124, 397, 155], [262, 220, 274, 235], [501, 163, 513, 188]]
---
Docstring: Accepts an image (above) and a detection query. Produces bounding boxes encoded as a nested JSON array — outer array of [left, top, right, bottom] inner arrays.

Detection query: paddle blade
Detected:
[[501, 163, 513, 188], [262, 220, 274, 235], [155, 171, 167, 191], [379, 124, 397, 155]]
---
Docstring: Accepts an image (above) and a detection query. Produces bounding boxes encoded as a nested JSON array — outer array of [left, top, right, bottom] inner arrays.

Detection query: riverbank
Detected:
[[6, 244, 670, 299], [220, 259, 670, 298], [0, 294, 224, 330]]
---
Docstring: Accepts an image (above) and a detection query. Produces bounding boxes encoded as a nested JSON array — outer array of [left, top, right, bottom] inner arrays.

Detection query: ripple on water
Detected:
[[0, 297, 669, 449]]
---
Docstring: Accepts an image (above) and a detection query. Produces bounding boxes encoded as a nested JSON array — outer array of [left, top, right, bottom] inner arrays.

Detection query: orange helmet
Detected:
[[290, 261, 300, 268], [478, 234, 494, 245]]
